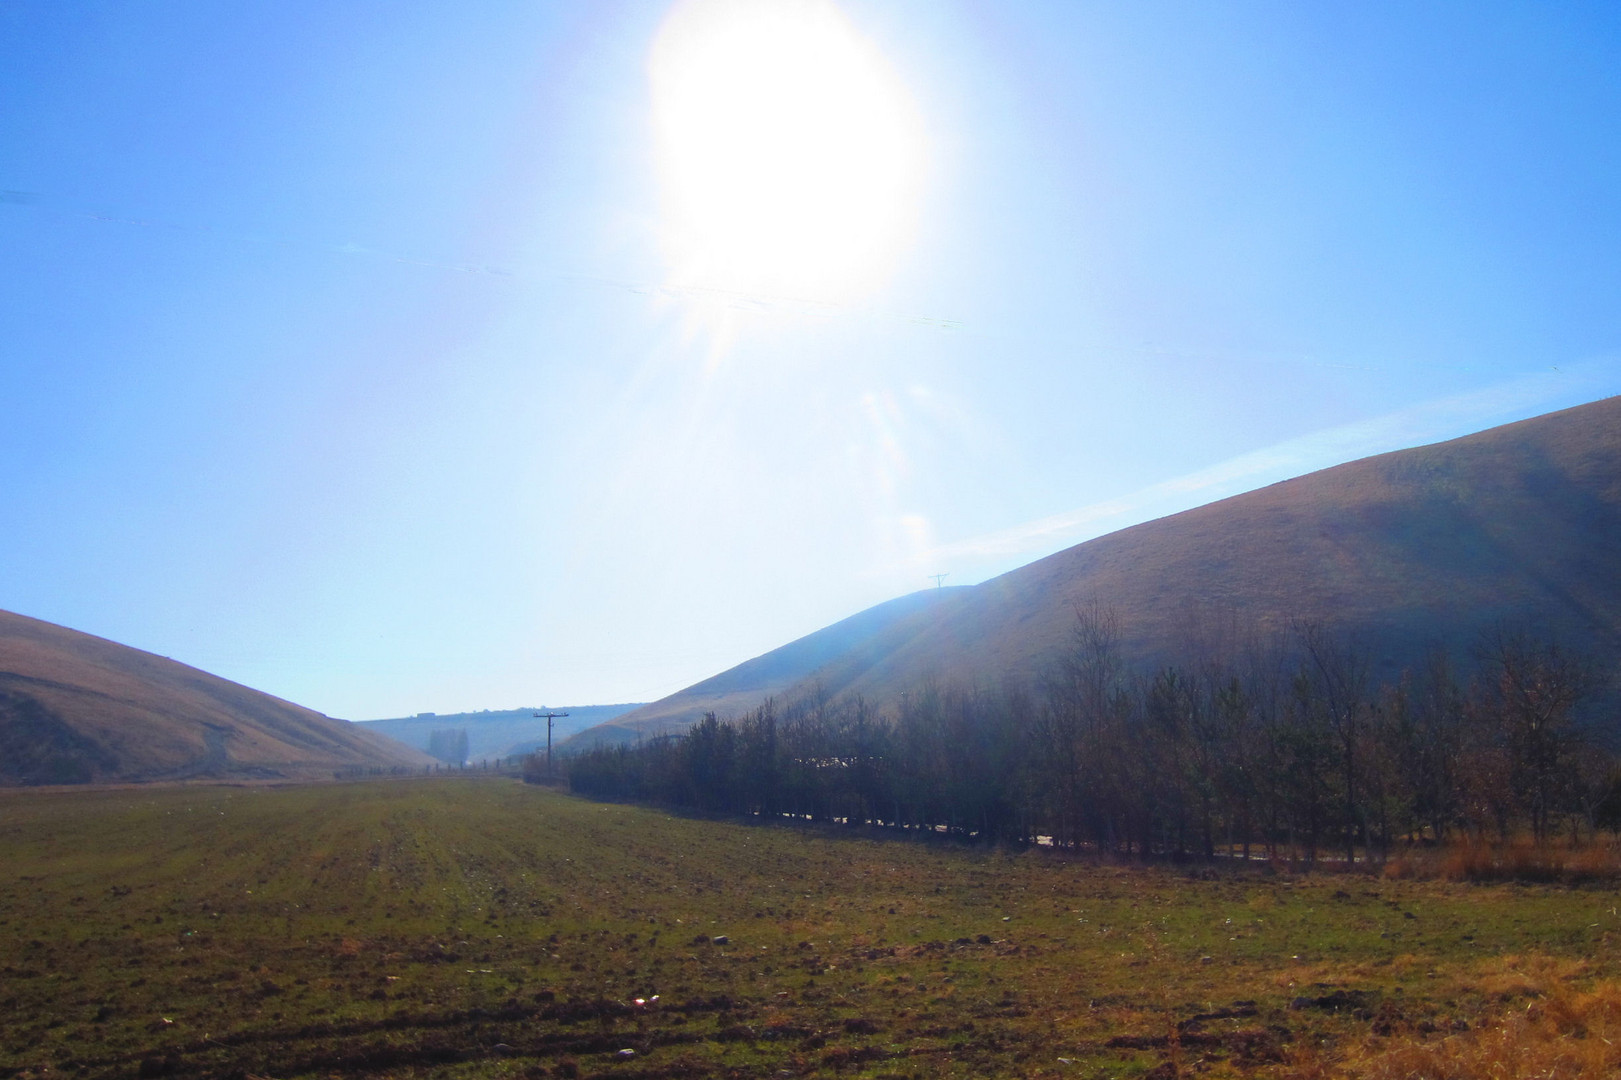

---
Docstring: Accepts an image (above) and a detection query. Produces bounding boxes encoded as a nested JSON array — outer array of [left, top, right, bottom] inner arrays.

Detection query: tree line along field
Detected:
[[570, 615, 1615, 862], [3, 778, 1621, 1080]]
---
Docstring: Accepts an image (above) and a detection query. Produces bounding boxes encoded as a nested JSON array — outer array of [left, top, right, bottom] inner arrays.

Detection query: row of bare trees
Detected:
[[565, 611, 1616, 860]]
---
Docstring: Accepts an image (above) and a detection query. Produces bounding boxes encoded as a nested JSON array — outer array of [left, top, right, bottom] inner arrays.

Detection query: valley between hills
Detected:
[[2, 399, 1620, 1079]]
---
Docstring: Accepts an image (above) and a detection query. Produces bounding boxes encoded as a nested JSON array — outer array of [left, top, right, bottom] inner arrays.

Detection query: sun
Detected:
[[649, 0, 926, 302]]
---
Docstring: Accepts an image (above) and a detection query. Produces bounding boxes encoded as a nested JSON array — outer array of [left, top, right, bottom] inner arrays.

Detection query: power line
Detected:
[[534, 711, 570, 780]]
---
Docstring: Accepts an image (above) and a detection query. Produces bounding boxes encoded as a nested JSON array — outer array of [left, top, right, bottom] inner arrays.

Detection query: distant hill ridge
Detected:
[[357, 704, 644, 762], [0, 611, 432, 785], [584, 396, 1621, 744]]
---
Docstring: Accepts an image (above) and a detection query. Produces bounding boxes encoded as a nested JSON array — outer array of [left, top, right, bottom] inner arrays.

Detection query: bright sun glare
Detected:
[[650, 0, 925, 302]]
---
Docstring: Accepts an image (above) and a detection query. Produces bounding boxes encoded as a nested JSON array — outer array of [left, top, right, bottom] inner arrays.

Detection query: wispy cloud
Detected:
[[928, 360, 1621, 570]]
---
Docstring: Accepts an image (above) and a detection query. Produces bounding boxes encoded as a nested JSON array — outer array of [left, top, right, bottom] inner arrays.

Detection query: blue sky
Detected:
[[3, 1, 1619, 719]]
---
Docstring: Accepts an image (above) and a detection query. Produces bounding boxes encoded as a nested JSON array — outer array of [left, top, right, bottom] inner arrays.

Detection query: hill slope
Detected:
[[0, 610, 433, 785], [574, 587, 965, 744], [586, 396, 1621, 743]]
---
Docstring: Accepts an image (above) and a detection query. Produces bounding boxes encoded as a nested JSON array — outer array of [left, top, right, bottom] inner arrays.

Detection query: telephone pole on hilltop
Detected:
[[929, 573, 949, 589], [534, 711, 569, 780]]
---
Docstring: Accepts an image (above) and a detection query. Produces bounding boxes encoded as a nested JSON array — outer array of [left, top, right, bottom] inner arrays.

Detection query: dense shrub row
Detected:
[[565, 609, 1617, 861]]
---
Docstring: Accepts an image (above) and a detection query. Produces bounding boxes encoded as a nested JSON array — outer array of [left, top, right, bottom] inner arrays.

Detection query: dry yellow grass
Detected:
[[1382, 838, 1621, 885], [1284, 956, 1621, 1080]]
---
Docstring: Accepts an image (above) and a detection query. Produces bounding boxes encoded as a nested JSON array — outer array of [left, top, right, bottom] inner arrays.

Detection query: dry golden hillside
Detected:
[[596, 395, 1621, 742], [0, 610, 432, 785]]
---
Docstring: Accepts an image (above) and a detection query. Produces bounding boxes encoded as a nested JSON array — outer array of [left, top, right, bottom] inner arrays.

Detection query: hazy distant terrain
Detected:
[[565, 588, 960, 747], [585, 396, 1621, 744], [358, 704, 644, 762], [0, 610, 432, 785]]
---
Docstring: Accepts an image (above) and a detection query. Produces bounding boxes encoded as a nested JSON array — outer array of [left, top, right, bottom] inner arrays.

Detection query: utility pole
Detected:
[[928, 573, 949, 589], [534, 711, 570, 780]]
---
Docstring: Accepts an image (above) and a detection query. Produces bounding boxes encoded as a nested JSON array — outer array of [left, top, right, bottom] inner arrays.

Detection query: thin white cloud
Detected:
[[929, 360, 1621, 569]]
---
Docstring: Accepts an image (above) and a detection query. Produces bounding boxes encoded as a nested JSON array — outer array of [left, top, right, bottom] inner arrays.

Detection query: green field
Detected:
[[2, 778, 1618, 1079]]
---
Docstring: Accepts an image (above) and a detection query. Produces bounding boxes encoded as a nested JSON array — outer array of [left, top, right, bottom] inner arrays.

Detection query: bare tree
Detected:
[[1296, 623, 1373, 863], [1471, 626, 1597, 841]]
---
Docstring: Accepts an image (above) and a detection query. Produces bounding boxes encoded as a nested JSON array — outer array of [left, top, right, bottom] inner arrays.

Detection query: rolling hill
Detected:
[[565, 587, 963, 745], [356, 703, 646, 762], [0, 610, 433, 785], [584, 395, 1621, 744]]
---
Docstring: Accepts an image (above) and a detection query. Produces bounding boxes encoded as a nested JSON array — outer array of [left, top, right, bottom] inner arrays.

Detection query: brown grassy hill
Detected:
[[0, 610, 433, 785], [568, 587, 963, 745], [587, 395, 1621, 742]]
